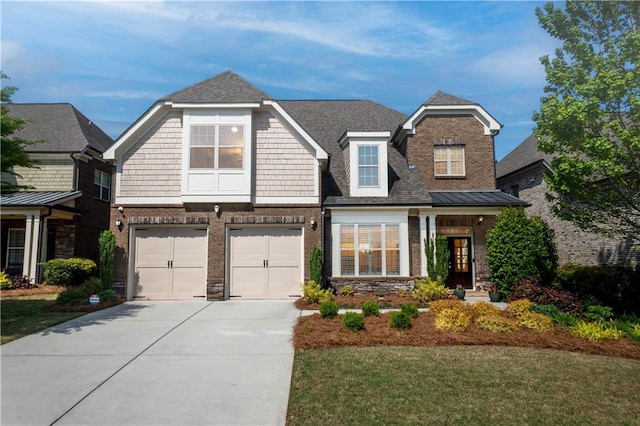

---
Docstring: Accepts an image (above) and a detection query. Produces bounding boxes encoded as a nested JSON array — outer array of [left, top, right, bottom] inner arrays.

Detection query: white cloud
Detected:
[[471, 45, 548, 86]]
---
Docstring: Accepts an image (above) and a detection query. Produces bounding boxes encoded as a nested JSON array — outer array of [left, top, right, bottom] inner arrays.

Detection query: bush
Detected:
[[486, 207, 558, 295], [517, 312, 554, 332], [556, 264, 640, 315], [339, 285, 355, 297], [412, 276, 450, 305], [530, 304, 578, 326], [425, 235, 450, 281], [507, 299, 534, 318], [434, 308, 472, 332], [615, 320, 640, 341], [476, 315, 517, 333], [429, 298, 465, 316], [343, 312, 365, 332], [509, 277, 583, 316], [468, 301, 502, 319], [400, 303, 419, 318], [583, 303, 615, 322], [56, 277, 102, 305], [362, 300, 380, 317], [6, 275, 36, 289], [98, 230, 116, 291], [309, 245, 323, 285], [390, 311, 412, 329], [96, 289, 118, 303], [301, 280, 332, 304], [0, 271, 11, 289], [319, 300, 339, 319], [570, 320, 623, 342], [44, 258, 97, 286]]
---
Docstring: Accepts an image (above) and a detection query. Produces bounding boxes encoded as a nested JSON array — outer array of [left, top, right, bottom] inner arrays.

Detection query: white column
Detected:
[[419, 213, 428, 276], [22, 214, 41, 281]]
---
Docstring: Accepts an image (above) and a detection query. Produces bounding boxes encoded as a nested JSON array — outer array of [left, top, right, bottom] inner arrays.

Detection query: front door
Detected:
[[447, 237, 473, 289]]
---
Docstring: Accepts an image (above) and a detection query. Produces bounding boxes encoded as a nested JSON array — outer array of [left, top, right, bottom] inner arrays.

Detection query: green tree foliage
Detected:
[[309, 245, 323, 285], [98, 230, 116, 291], [486, 208, 558, 295], [1, 72, 39, 193], [533, 1, 640, 241], [424, 235, 450, 281]]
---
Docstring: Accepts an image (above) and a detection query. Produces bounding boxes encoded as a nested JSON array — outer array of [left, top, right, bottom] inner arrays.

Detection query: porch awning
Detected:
[[429, 190, 529, 207], [1, 191, 82, 207]]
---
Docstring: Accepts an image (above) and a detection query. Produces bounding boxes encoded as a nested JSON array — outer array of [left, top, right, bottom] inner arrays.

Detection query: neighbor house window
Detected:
[[510, 184, 520, 197], [434, 145, 465, 176], [358, 145, 379, 187], [340, 224, 400, 276], [189, 124, 244, 169], [6, 229, 25, 271], [94, 170, 110, 201]]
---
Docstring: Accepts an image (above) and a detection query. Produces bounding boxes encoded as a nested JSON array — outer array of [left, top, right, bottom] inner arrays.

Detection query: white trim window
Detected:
[[189, 124, 244, 170], [434, 145, 465, 176], [94, 170, 111, 201], [6, 228, 25, 271], [358, 145, 379, 187], [339, 224, 400, 276], [343, 132, 389, 197]]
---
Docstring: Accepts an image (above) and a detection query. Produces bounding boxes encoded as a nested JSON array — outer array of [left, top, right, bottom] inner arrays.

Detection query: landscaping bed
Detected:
[[293, 311, 640, 360], [295, 293, 432, 310]]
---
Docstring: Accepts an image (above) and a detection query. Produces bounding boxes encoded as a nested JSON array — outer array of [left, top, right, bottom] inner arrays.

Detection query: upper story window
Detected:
[[358, 145, 379, 187], [189, 125, 244, 169], [434, 145, 465, 177], [94, 169, 110, 201]]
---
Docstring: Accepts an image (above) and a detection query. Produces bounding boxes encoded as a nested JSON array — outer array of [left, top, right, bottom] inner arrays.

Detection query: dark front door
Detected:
[[447, 237, 472, 289]]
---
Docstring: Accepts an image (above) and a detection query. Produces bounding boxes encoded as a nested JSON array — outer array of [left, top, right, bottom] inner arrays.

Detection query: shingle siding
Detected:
[[9, 160, 74, 191], [254, 111, 316, 198], [119, 111, 182, 197]]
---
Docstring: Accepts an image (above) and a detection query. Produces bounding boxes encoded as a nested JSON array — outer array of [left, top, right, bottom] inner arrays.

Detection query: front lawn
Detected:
[[0, 295, 86, 344], [287, 346, 640, 425]]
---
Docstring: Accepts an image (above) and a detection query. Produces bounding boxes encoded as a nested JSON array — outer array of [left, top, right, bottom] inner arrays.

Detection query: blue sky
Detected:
[[1, 1, 558, 160]]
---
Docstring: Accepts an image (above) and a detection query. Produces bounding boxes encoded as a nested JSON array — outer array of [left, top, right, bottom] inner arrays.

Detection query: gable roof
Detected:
[[5, 103, 114, 153], [496, 134, 555, 179], [424, 90, 477, 106], [160, 71, 271, 104]]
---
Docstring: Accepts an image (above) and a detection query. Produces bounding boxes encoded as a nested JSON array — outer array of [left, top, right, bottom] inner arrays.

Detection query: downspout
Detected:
[[36, 206, 53, 283]]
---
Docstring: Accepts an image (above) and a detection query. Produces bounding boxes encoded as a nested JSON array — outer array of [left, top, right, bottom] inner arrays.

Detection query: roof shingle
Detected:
[[160, 71, 271, 104]]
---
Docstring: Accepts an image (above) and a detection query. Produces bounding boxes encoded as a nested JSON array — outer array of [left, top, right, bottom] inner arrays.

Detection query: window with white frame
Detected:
[[190, 124, 244, 169], [434, 145, 465, 176], [6, 229, 25, 270], [340, 224, 400, 276], [94, 170, 110, 201], [358, 145, 379, 187]]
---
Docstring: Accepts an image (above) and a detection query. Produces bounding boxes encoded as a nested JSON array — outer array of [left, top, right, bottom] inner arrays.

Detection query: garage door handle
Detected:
[[168, 260, 170, 269]]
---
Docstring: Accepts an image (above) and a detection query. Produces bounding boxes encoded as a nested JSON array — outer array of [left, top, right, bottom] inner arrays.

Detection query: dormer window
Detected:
[[340, 131, 389, 197]]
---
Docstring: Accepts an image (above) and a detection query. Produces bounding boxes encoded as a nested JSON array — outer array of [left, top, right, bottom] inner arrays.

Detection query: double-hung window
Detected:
[[94, 170, 110, 201], [6, 229, 25, 271], [434, 145, 465, 176], [189, 125, 244, 170], [340, 224, 400, 276], [358, 145, 379, 187]]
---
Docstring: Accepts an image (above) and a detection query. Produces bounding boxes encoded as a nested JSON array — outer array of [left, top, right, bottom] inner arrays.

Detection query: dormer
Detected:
[[339, 131, 390, 197]]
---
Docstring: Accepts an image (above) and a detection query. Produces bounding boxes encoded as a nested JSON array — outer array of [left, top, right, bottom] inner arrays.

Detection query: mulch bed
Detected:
[[0, 285, 66, 298], [294, 311, 640, 361]]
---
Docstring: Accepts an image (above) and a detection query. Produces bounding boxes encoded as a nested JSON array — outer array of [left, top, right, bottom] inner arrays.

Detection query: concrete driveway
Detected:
[[1, 300, 300, 426]]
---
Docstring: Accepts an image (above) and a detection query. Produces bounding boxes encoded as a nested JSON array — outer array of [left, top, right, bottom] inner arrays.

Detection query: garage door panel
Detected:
[[135, 267, 170, 298], [231, 266, 267, 298], [267, 228, 302, 268], [267, 267, 302, 298], [172, 266, 206, 299], [173, 229, 208, 267]]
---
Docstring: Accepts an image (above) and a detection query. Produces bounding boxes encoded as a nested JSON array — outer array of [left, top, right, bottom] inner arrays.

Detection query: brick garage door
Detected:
[[229, 227, 302, 299], [133, 227, 207, 299]]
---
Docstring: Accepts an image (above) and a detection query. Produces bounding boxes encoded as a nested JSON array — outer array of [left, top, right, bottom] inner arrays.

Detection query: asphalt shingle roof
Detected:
[[496, 134, 555, 178], [424, 90, 477, 106], [160, 71, 271, 104], [5, 103, 113, 153]]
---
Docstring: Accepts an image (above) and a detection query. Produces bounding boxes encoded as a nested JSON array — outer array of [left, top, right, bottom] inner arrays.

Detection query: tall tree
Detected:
[[533, 1, 640, 242], [1, 72, 39, 193]]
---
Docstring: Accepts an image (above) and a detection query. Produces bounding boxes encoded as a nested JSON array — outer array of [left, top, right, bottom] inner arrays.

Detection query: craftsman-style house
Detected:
[[104, 71, 525, 300], [1, 104, 114, 281]]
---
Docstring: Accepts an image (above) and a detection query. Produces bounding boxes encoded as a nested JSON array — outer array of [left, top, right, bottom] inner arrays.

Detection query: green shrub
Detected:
[[517, 312, 554, 332], [400, 303, 419, 318], [476, 315, 517, 333], [309, 245, 323, 285], [343, 312, 365, 332], [429, 298, 465, 316], [582, 302, 615, 322], [468, 301, 502, 319], [390, 311, 412, 329], [98, 230, 116, 291], [615, 320, 640, 341], [486, 207, 558, 295], [301, 280, 332, 304], [0, 271, 10, 289], [96, 289, 118, 303], [507, 299, 534, 318], [425, 235, 450, 282], [319, 300, 339, 319], [434, 308, 471, 332], [509, 277, 583, 315], [412, 276, 450, 305], [362, 300, 380, 317], [530, 304, 578, 326], [56, 277, 102, 305], [44, 257, 97, 286], [339, 285, 355, 297], [570, 320, 623, 342]]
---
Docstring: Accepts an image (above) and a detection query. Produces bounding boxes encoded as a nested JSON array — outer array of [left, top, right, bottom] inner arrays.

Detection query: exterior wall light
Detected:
[[115, 218, 123, 230], [310, 216, 317, 229], [214, 204, 221, 218]]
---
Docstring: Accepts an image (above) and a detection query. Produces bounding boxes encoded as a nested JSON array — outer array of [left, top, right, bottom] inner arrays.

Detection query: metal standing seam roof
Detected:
[[0, 191, 82, 207], [429, 190, 529, 206]]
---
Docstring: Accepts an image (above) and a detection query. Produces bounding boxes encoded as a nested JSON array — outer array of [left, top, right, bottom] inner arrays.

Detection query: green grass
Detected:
[[1, 295, 86, 344], [287, 346, 640, 425]]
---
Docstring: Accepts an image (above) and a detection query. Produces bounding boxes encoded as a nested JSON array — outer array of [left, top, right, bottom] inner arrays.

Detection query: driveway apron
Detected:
[[1, 300, 299, 426]]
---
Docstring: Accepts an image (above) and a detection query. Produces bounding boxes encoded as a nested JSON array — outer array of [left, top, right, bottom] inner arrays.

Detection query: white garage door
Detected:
[[133, 227, 207, 299], [229, 227, 302, 299]]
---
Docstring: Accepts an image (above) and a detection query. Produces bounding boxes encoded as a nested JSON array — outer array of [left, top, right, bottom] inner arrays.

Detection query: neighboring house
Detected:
[[104, 71, 526, 301], [496, 134, 639, 266], [1, 104, 114, 281]]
